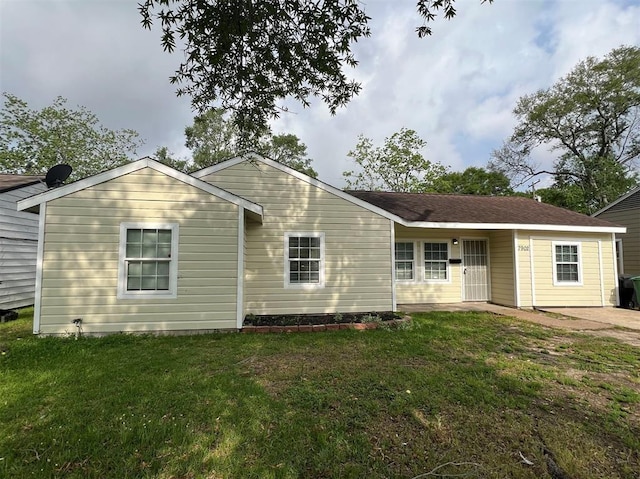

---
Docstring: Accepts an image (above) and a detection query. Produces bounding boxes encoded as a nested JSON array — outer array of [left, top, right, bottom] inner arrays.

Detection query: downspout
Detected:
[[236, 207, 245, 329], [33, 202, 46, 335], [612, 233, 620, 306], [390, 219, 396, 312], [513, 230, 521, 307]]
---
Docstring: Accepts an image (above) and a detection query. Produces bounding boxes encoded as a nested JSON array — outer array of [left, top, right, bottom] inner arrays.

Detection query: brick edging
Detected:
[[241, 316, 411, 334]]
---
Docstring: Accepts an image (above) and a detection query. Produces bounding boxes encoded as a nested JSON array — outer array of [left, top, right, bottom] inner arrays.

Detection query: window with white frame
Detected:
[[424, 242, 449, 280], [554, 243, 580, 283], [118, 223, 178, 298], [285, 233, 324, 287], [395, 242, 415, 280]]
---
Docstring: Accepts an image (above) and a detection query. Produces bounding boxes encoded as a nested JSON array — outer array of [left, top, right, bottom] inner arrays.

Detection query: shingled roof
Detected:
[[347, 191, 621, 229], [0, 174, 44, 193]]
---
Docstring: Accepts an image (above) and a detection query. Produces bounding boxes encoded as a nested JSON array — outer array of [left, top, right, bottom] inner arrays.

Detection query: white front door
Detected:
[[462, 240, 489, 301]]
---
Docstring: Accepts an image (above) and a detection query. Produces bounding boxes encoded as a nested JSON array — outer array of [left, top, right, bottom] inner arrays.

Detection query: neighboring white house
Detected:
[[18, 155, 625, 336], [0, 174, 46, 310]]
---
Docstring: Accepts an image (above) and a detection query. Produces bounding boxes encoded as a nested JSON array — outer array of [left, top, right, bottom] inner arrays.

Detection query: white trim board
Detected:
[[17, 157, 264, 218], [32, 202, 46, 335]]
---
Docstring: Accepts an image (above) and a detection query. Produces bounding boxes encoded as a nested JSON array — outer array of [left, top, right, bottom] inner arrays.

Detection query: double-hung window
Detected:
[[118, 223, 179, 299], [424, 242, 449, 281], [285, 232, 324, 288], [553, 243, 581, 284], [395, 242, 415, 281]]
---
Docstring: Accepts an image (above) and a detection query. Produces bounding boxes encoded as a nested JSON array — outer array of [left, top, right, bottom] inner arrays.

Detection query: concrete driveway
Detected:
[[399, 302, 640, 347], [538, 307, 640, 331]]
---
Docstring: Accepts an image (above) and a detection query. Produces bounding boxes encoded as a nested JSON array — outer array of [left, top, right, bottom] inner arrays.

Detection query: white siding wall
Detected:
[[38, 168, 240, 335], [0, 183, 47, 309], [202, 161, 393, 315]]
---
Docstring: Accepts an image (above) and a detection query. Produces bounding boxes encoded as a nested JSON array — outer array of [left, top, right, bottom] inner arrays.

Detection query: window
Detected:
[[424, 242, 449, 281], [554, 243, 581, 284], [118, 223, 178, 299], [285, 233, 324, 288], [395, 242, 415, 280]]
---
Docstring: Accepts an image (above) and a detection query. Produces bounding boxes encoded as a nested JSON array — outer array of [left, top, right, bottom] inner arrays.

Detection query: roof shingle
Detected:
[[347, 191, 620, 228], [0, 174, 45, 193]]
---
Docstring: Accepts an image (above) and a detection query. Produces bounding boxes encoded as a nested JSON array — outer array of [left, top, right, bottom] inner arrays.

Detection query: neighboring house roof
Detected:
[[348, 191, 625, 233], [0, 174, 45, 194], [592, 186, 640, 216], [17, 157, 263, 219]]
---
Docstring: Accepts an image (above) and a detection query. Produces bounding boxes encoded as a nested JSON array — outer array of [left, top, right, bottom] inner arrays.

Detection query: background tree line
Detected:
[[2, 44, 638, 213]]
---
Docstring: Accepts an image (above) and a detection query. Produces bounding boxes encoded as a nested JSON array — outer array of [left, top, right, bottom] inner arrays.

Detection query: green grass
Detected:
[[1, 309, 639, 478]]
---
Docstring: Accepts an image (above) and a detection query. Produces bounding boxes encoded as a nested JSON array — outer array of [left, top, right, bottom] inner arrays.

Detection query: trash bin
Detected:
[[619, 274, 636, 309], [631, 276, 640, 310]]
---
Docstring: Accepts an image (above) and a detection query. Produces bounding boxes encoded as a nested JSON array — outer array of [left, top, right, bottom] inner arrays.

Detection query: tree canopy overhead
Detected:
[[0, 93, 143, 181], [139, 1, 492, 137], [490, 45, 640, 214]]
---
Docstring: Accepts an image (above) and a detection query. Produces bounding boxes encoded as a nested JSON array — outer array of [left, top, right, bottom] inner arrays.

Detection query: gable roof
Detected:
[[592, 185, 640, 216], [191, 152, 404, 222], [348, 191, 625, 233], [160, 154, 622, 233], [17, 157, 263, 218], [0, 174, 45, 193]]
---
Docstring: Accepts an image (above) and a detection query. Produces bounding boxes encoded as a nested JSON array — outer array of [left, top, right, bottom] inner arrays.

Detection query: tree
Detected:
[[261, 134, 318, 178], [490, 45, 640, 214], [432, 166, 513, 195], [154, 146, 189, 173], [343, 128, 447, 192], [159, 108, 318, 177], [139, 1, 492, 137], [185, 108, 243, 170], [0, 93, 143, 180]]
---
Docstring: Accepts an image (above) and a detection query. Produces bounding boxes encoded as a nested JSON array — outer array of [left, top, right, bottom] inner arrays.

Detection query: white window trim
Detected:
[[552, 241, 583, 286], [284, 232, 325, 289], [422, 240, 451, 284], [394, 241, 416, 282], [117, 222, 179, 299]]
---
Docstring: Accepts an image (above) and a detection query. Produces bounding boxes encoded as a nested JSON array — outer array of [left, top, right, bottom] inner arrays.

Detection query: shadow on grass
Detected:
[[1, 311, 638, 478]]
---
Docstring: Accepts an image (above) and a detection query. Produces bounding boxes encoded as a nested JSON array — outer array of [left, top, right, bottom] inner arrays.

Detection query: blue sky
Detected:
[[1, 0, 639, 187]]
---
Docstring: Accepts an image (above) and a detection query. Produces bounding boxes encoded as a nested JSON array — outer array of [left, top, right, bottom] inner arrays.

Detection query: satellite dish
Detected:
[[45, 164, 72, 188]]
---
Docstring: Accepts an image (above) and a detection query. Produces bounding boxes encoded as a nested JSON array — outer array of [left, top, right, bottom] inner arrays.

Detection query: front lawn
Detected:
[[1, 309, 638, 478]]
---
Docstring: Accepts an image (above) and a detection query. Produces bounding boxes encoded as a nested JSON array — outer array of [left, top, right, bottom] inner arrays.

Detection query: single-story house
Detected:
[[593, 187, 640, 275], [1, 174, 47, 310], [18, 154, 625, 336]]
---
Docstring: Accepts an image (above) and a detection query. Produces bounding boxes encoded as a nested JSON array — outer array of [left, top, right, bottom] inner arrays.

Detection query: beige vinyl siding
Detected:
[[516, 234, 533, 307], [394, 227, 488, 304], [595, 208, 640, 274], [489, 230, 515, 307], [202, 161, 393, 314], [39, 168, 239, 335], [516, 231, 616, 307]]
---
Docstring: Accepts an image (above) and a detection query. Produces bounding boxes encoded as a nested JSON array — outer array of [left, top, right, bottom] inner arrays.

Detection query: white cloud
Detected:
[[1, 0, 639, 188]]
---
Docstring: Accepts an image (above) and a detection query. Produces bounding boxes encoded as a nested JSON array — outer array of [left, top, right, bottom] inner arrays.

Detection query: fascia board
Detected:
[[17, 157, 263, 218], [398, 220, 626, 234]]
